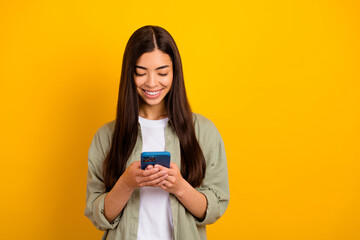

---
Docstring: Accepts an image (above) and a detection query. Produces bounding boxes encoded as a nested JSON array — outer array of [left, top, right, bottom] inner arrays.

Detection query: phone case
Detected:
[[141, 151, 171, 170]]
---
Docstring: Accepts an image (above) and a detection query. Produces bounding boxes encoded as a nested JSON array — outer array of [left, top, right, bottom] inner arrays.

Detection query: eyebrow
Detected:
[[135, 65, 170, 70]]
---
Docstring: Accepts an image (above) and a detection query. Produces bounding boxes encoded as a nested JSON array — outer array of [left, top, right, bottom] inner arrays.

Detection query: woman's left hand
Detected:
[[153, 162, 186, 196], [153, 162, 207, 220]]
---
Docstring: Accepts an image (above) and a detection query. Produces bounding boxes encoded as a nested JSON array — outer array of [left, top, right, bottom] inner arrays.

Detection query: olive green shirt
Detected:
[[85, 113, 230, 240]]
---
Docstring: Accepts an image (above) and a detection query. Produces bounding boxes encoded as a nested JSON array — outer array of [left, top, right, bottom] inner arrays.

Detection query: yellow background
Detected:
[[1, 0, 359, 239]]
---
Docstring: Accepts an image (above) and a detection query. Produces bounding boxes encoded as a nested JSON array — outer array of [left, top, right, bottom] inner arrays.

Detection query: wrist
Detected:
[[114, 175, 135, 194], [174, 178, 190, 199]]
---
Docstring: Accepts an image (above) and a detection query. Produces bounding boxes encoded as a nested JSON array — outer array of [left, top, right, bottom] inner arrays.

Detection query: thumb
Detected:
[[132, 161, 141, 168]]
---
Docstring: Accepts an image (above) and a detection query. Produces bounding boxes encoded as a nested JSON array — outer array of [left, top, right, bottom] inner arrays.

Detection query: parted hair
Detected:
[[103, 25, 206, 192]]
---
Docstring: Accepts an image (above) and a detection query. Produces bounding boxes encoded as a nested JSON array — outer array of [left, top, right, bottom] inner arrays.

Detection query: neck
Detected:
[[139, 102, 168, 120]]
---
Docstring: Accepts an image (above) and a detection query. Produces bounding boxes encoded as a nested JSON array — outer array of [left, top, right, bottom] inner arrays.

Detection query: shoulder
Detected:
[[193, 112, 215, 128], [192, 112, 223, 150], [89, 120, 116, 159], [93, 120, 116, 144], [192, 112, 220, 135], [95, 119, 116, 138]]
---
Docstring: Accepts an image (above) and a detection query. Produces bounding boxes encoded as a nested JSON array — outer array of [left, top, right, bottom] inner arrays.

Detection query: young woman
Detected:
[[85, 25, 230, 240]]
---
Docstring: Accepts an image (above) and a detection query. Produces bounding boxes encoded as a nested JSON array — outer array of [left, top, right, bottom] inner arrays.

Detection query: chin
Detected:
[[143, 99, 163, 106]]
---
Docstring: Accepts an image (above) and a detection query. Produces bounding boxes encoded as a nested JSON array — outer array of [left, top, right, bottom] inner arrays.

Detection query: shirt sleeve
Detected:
[[195, 131, 230, 226], [84, 127, 122, 231]]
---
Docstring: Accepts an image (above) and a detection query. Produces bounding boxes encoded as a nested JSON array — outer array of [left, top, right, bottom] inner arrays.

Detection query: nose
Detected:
[[145, 72, 157, 88]]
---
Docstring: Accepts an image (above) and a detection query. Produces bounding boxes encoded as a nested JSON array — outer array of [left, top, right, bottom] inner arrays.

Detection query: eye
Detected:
[[135, 72, 146, 76], [158, 73, 168, 76]]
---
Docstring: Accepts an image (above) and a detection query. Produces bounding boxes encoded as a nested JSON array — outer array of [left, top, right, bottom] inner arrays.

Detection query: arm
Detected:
[[173, 177, 207, 220], [104, 162, 168, 223], [84, 128, 120, 231], [156, 163, 207, 220], [84, 125, 168, 230], [103, 175, 134, 224], [195, 137, 230, 225], [157, 127, 230, 225]]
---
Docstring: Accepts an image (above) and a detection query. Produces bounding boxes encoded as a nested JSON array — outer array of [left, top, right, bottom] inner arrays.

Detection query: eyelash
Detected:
[[135, 73, 168, 77]]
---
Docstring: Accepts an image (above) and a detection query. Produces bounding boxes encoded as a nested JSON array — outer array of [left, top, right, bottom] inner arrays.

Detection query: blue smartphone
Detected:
[[141, 151, 171, 170]]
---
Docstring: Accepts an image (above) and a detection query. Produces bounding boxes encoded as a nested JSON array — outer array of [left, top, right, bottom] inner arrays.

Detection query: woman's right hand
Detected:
[[104, 161, 169, 223], [118, 161, 169, 191]]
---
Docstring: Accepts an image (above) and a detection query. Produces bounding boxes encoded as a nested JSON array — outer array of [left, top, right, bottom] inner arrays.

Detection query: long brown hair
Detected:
[[103, 25, 206, 192]]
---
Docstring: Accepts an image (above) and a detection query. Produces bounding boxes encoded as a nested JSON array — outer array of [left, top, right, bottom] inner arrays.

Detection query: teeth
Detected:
[[144, 90, 161, 96]]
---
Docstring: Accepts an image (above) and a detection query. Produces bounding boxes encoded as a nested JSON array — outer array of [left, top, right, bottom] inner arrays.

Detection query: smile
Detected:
[[142, 89, 163, 98], [143, 89, 161, 95]]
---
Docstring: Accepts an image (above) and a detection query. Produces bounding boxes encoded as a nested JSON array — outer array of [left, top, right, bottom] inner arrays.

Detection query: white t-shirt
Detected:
[[137, 116, 173, 240]]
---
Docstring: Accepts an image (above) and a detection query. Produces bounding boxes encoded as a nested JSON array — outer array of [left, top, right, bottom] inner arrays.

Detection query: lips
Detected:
[[143, 89, 161, 95], [142, 89, 163, 98]]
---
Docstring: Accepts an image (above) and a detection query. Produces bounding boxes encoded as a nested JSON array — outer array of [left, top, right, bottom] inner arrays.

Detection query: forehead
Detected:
[[136, 49, 172, 68]]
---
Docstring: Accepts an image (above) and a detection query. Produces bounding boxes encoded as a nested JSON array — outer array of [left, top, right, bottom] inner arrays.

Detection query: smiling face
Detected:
[[134, 49, 173, 117]]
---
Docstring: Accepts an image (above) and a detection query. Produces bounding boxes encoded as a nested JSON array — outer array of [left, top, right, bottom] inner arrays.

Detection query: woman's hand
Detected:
[[154, 162, 207, 220], [104, 161, 169, 223], [154, 162, 187, 196], [119, 161, 169, 191]]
